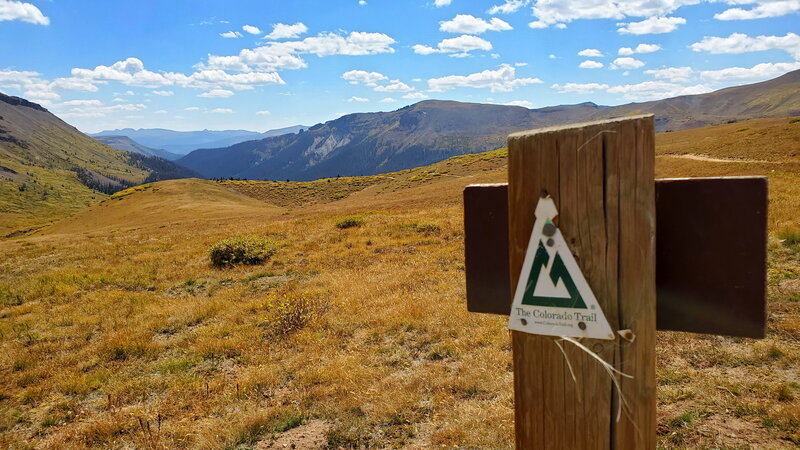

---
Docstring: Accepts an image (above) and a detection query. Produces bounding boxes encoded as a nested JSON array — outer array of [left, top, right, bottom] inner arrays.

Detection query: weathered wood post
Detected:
[[507, 115, 656, 449]]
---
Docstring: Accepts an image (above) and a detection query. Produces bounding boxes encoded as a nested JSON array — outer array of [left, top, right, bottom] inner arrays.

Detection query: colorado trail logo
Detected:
[[508, 197, 614, 340]]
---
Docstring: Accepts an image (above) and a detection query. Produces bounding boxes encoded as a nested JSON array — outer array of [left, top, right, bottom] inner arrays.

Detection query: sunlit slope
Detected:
[[0, 94, 149, 236], [0, 93, 199, 237], [44, 178, 280, 235]]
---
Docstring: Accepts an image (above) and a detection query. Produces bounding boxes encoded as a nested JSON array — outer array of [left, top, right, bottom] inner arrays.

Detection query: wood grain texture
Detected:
[[508, 115, 655, 449]]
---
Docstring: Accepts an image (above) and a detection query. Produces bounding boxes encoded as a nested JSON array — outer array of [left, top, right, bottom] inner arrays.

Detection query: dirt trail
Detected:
[[659, 153, 771, 164], [256, 420, 331, 449]]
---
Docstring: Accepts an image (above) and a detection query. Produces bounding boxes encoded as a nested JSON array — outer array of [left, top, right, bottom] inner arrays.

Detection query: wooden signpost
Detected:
[[463, 115, 767, 449]]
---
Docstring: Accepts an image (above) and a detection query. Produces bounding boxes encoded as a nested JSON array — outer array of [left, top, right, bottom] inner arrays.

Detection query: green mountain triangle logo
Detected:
[[522, 241, 587, 309], [508, 196, 615, 340]]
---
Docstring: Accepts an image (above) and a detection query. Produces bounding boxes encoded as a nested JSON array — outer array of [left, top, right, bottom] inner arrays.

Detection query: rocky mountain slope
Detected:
[[179, 70, 800, 181], [178, 101, 603, 180]]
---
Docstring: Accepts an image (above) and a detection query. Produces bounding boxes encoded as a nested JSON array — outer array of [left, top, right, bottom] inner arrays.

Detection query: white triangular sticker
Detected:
[[508, 197, 615, 340]]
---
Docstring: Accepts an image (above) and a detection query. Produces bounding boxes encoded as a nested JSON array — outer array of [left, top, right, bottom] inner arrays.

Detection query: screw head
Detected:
[[543, 223, 556, 237], [546, 238, 555, 247], [520, 318, 528, 326], [578, 321, 587, 330]]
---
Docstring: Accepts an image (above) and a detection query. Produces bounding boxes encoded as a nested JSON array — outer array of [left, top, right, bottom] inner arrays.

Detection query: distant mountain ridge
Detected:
[[93, 135, 182, 160], [91, 125, 309, 155], [178, 70, 800, 181]]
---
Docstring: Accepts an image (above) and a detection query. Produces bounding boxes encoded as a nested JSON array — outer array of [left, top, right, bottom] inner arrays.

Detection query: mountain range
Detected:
[[91, 125, 308, 155], [93, 135, 182, 160], [178, 69, 800, 181]]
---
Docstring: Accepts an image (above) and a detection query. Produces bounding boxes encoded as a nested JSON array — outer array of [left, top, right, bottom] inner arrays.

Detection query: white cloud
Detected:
[[618, 16, 686, 34], [403, 92, 429, 99], [71, 57, 285, 90], [527, 0, 698, 29], [57, 102, 147, 118], [579, 60, 604, 69], [413, 34, 493, 57], [439, 14, 512, 34], [548, 54, 557, 59], [635, 43, 662, 53], [644, 66, 694, 82], [553, 79, 711, 100], [578, 48, 603, 58], [0, 0, 49, 25], [264, 22, 308, 40], [220, 31, 243, 38], [715, 0, 800, 20], [342, 70, 388, 86], [60, 99, 102, 106], [198, 88, 235, 98], [0, 70, 99, 102], [50, 77, 98, 92], [488, 0, 529, 14], [359, 0, 367, 5], [206, 31, 396, 72], [690, 32, 800, 60], [551, 82, 610, 94], [526, 0, 799, 29], [152, 90, 174, 96], [374, 81, 414, 92], [618, 43, 662, 56], [155, 110, 167, 114], [606, 81, 712, 100], [242, 24, 261, 35], [504, 100, 533, 107], [412, 44, 438, 55], [428, 64, 542, 92], [434, 0, 452, 6], [380, 97, 397, 103], [610, 57, 645, 69], [184, 106, 201, 111], [515, 62, 529, 67], [256, 110, 271, 115], [112, 97, 125, 102], [348, 96, 369, 102], [0, 69, 39, 89], [699, 61, 800, 82], [209, 108, 233, 114]]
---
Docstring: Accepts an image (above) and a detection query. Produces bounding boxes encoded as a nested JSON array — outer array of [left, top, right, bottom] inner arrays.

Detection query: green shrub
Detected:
[[209, 236, 278, 267], [790, 117, 800, 124], [411, 221, 441, 234], [777, 228, 800, 246], [336, 216, 364, 229], [0, 285, 23, 307]]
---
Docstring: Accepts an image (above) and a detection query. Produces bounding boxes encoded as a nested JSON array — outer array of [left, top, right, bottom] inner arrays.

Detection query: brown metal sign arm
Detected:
[[464, 177, 767, 339]]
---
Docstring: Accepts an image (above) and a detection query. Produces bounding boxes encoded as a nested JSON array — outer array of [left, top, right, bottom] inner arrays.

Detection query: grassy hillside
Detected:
[[0, 93, 198, 237], [0, 118, 798, 448], [0, 94, 150, 236]]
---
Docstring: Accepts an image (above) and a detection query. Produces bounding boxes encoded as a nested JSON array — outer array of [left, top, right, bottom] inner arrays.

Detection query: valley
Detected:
[[0, 117, 798, 448]]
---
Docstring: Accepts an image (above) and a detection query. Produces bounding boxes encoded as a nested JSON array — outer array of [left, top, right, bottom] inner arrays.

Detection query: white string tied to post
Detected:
[[554, 336, 633, 423]]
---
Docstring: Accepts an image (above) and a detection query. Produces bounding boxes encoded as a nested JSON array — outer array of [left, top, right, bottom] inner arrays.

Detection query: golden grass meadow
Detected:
[[1, 118, 799, 448]]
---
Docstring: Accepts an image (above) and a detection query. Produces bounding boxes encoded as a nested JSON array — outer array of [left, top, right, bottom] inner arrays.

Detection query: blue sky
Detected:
[[0, 0, 798, 133]]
